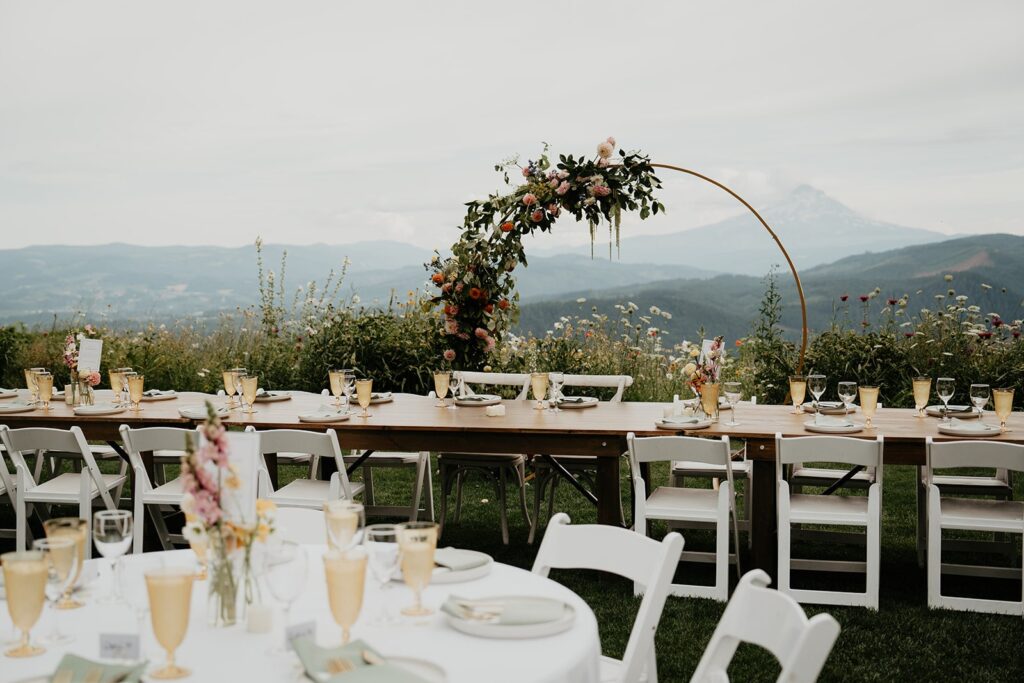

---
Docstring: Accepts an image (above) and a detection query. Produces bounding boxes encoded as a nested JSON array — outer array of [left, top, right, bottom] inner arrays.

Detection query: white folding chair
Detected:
[[533, 513, 683, 683], [528, 374, 633, 544], [119, 425, 196, 553], [0, 425, 128, 555], [777, 433, 884, 610], [246, 427, 363, 509], [0, 446, 19, 540], [690, 569, 841, 683], [438, 372, 531, 545], [926, 437, 1024, 616], [628, 433, 741, 602], [272, 506, 327, 545]]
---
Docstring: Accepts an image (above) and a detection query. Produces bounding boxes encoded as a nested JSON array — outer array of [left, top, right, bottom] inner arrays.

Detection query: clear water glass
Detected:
[[723, 381, 741, 426], [32, 537, 78, 645], [363, 524, 401, 625], [837, 381, 857, 417], [548, 372, 565, 412], [808, 374, 827, 423], [936, 377, 955, 424], [969, 383, 990, 418], [263, 541, 307, 654], [93, 510, 133, 604]]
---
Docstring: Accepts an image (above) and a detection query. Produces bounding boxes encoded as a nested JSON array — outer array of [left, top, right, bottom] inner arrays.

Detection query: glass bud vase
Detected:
[[77, 379, 94, 406], [69, 370, 81, 406], [700, 382, 721, 423], [206, 535, 240, 627]]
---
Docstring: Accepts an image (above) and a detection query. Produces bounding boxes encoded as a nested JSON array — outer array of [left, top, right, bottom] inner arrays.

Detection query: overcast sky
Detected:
[[1, 0, 1022, 252]]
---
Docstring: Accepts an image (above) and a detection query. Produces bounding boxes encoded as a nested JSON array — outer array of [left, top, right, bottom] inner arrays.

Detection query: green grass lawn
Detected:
[[3, 453, 1022, 681]]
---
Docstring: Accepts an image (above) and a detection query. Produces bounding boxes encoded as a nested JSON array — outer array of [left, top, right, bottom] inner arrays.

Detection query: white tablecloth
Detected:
[[2, 549, 602, 683]]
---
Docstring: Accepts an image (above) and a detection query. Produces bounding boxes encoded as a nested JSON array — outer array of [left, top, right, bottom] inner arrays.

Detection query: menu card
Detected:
[[77, 338, 104, 373]]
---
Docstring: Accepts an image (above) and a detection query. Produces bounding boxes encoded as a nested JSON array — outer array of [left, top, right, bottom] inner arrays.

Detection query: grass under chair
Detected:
[[2, 454, 1022, 682]]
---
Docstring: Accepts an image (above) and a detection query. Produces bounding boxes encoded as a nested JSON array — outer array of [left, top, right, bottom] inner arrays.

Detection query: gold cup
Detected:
[[859, 385, 880, 429], [43, 517, 87, 609], [993, 387, 1014, 432], [323, 548, 367, 645], [2, 551, 48, 658], [397, 521, 438, 617], [145, 567, 195, 680], [700, 382, 721, 423], [788, 375, 807, 414], [355, 378, 373, 418], [912, 376, 931, 418]]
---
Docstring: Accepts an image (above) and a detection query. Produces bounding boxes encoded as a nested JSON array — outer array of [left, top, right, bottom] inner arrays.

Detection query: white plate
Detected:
[[556, 396, 599, 409], [445, 597, 575, 639], [394, 550, 493, 585], [141, 390, 178, 402], [179, 405, 232, 420], [656, 418, 712, 430], [802, 401, 857, 415], [682, 397, 731, 410], [254, 391, 292, 403], [803, 420, 864, 434], [298, 411, 352, 423], [925, 405, 977, 419], [73, 403, 126, 416], [0, 389, 18, 399], [370, 392, 394, 404], [454, 394, 501, 407], [937, 423, 1002, 437], [387, 657, 447, 683], [0, 402, 36, 414]]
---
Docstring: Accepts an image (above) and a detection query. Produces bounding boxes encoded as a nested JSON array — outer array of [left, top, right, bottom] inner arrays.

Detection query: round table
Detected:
[[2, 548, 602, 683]]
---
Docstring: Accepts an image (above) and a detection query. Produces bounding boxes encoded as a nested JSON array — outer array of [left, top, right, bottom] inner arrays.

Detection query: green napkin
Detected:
[[434, 547, 489, 571], [50, 653, 147, 683], [441, 595, 568, 626], [291, 636, 429, 682]]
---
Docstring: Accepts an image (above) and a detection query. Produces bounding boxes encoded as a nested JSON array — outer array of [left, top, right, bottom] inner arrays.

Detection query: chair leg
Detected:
[[150, 505, 174, 551], [927, 493, 943, 609], [867, 492, 881, 610], [410, 457, 426, 522], [363, 466, 376, 506], [496, 467, 510, 545], [424, 457, 435, 522], [547, 473, 559, 522], [778, 518, 791, 598], [515, 463, 531, 529], [528, 467, 546, 545], [916, 466, 927, 568], [133, 495, 145, 554], [454, 471, 466, 523], [715, 498, 729, 601], [438, 462, 454, 539]]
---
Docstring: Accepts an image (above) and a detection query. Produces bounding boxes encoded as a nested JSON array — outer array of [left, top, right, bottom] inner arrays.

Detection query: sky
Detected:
[[1, 0, 1022, 252]]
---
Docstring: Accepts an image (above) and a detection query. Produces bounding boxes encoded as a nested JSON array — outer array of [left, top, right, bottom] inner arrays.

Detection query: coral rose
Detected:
[[431, 273, 444, 284], [522, 193, 537, 206], [591, 184, 611, 197], [498, 299, 510, 310], [531, 210, 544, 222], [606, 136, 616, 147], [443, 349, 456, 361], [474, 327, 488, 339], [500, 222, 514, 232], [469, 287, 482, 300], [484, 303, 494, 314], [555, 181, 570, 195]]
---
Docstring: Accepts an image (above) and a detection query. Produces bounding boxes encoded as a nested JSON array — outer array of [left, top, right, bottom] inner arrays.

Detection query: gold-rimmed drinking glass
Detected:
[[25, 367, 46, 404], [859, 385, 880, 429], [993, 388, 1014, 432], [323, 548, 367, 645], [789, 375, 807, 414], [329, 369, 346, 406], [222, 369, 239, 407], [531, 372, 549, 410], [241, 374, 259, 414], [355, 378, 373, 418], [912, 376, 931, 418], [42, 517, 87, 609], [34, 372, 53, 411], [396, 521, 437, 617], [2, 551, 48, 658], [32, 536, 78, 645], [145, 567, 195, 680], [324, 500, 364, 551], [108, 369, 124, 406], [127, 373, 145, 411], [433, 370, 451, 408]]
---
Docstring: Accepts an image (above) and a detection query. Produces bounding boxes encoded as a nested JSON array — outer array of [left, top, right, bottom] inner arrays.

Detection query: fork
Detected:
[[326, 658, 355, 675]]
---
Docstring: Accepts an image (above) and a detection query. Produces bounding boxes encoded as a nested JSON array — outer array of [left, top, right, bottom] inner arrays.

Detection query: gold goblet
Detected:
[[433, 370, 451, 408], [859, 385, 880, 429], [788, 375, 807, 414], [531, 372, 549, 410], [43, 517, 87, 609], [324, 500, 364, 551], [128, 373, 145, 411], [145, 567, 195, 680], [912, 377, 931, 418], [2, 551, 48, 658], [355, 378, 373, 418], [397, 521, 437, 617], [241, 374, 258, 414], [222, 370, 238, 408], [34, 372, 54, 411], [323, 548, 367, 645], [993, 387, 1014, 432]]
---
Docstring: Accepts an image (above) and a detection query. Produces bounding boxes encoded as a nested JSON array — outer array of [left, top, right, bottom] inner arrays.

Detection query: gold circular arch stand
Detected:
[[649, 163, 808, 372]]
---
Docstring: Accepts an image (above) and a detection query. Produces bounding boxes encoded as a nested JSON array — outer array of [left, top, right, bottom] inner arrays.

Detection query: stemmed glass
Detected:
[[323, 548, 367, 645], [93, 510, 133, 603], [723, 381, 742, 426], [363, 524, 401, 625], [329, 369, 346, 407], [433, 370, 451, 408], [936, 377, 955, 425], [222, 369, 239, 408], [993, 388, 1014, 432], [324, 500, 364, 551], [837, 381, 857, 418], [531, 372, 549, 411], [788, 375, 807, 414], [548, 372, 565, 413], [355, 378, 373, 418], [808, 374, 827, 423], [912, 377, 931, 418], [263, 541, 307, 653], [396, 521, 437, 617], [240, 374, 259, 414], [32, 537, 78, 645], [24, 367, 46, 404], [450, 371, 465, 402], [43, 517, 87, 610], [342, 370, 356, 412], [859, 385, 880, 430], [128, 373, 145, 411], [145, 567, 195, 680], [969, 383, 990, 420], [2, 550, 48, 658], [183, 514, 208, 580], [108, 369, 123, 406], [34, 372, 54, 411]]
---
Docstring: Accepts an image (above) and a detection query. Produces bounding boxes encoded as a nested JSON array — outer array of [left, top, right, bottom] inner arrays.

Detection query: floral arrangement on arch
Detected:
[[427, 138, 664, 368], [682, 336, 725, 396], [62, 324, 101, 386]]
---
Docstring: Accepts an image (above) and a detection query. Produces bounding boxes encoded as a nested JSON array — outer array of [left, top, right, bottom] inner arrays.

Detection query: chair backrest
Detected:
[[272, 506, 327, 545], [532, 513, 683, 683], [456, 371, 530, 400], [560, 374, 634, 402], [0, 425, 98, 488], [0, 440, 15, 496], [244, 427, 353, 498], [119, 425, 197, 491], [775, 434, 884, 486], [690, 569, 840, 683], [926, 438, 1024, 481]]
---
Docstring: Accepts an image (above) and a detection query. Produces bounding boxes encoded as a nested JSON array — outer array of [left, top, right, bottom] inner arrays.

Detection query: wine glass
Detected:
[[329, 369, 346, 406], [993, 387, 1014, 432], [396, 521, 437, 617], [240, 374, 259, 414], [43, 517, 87, 609], [432, 370, 451, 408], [450, 371, 465, 401], [108, 369, 124, 406], [323, 548, 367, 645], [342, 370, 356, 411], [723, 381, 742, 426], [808, 374, 827, 422], [93, 510, 133, 603], [363, 524, 401, 625], [1, 550, 48, 658], [912, 377, 931, 418], [531, 372, 549, 410], [859, 385, 880, 429], [24, 367, 46, 404], [32, 537, 78, 645], [145, 567, 195, 680], [128, 373, 145, 411], [548, 372, 565, 413], [324, 500, 364, 551], [34, 372, 53, 411], [837, 381, 857, 418], [969, 383, 990, 419], [788, 375, 807, 414], [222, 369, 239, 408], [936, 377, 955, 424], [263, 541, 307, 653], [355, 378, 373, 418]]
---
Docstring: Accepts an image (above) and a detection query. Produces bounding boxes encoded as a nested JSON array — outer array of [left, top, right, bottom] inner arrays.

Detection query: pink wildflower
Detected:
[[555, 181, 570, 195], [443, 349, 456, 362], [474, 327, 488, 339], [522, 193, 537, 206]]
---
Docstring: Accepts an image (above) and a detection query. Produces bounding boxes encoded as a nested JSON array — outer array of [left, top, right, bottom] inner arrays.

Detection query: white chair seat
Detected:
[[274, 451, 313, 464], [932, 474, 1010, 490], [791, 467, 871, 485], [789, 493, 869, 525], [143, 477, 186, 505], [938, 497, 1024, 532], [270, 479, 365, 508], [673, 459, 750, 475], [153, 449, 187, 462], [344, 451, 420, 465], [645, 486, 720, 522], [25, 472, 128, 502], [599, 656, 649, 683]]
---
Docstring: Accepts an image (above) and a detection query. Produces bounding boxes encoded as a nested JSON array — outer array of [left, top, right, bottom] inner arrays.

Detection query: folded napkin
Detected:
[[813, 415, 854, 427], [947, 417, 994, 432], [931, 404, 972, 415], [457, 395, 490, 402], [50, 653, 147, 683], [371, 392, 391, 399], [434, 547, 489, 572], [179, 405, 229, 419], [558, 396, 590, 404], [660, 415, 704, 425], [143, 389, 173, 396], [441, 595, 567, 626], [292, 636, 428, 683]]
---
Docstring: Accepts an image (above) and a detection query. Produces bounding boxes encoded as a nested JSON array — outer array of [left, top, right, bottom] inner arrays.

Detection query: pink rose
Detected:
[[485, 336, 496, 352], [597, 158, 608, 168], [597, 141, 614, 159], [445, 319, 459, 334], [443, 349, 456, 361], [557, 170, 569, 179], [606, 136, 616, 147], [522, 167, 531, 177], [547, 204, 560, 217], [455, 283, 464, 293], [522, 193, 537, 206], [549, 178, 559, 188], [555, 181, 570, 195], [474, 327, 488, 339], [86, 371, 101, 386], [592, 184, 611, 197]]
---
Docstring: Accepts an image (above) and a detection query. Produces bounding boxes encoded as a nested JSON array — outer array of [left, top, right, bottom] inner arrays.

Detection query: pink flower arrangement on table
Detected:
[[682, 336, 725, 395]]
